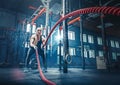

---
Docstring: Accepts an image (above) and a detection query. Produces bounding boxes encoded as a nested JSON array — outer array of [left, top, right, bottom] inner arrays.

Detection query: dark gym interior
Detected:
[[0, 0, 120, 85]]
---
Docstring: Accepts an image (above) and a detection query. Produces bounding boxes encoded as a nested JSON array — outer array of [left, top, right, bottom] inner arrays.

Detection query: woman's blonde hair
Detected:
[[36, 27, 43, 31]]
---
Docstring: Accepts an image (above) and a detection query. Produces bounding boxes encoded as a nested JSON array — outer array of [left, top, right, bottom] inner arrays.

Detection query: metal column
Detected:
[[62, 0, 69, 73], [80, 15, 85, 70], [44, 0, 50, 70], [59, 23, 62, 70], [99, 0, 110, 71], [79, 0, 85, 70]]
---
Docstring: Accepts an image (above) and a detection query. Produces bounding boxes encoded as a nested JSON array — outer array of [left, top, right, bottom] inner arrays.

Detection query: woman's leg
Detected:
[[25, 47, 35, 68]]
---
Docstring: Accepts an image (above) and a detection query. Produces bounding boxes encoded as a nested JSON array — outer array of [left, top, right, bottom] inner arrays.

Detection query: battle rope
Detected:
[[43, 6, 120, 64], [44, 6, 120, 45], [35, 49, 56, 85], [30, 6, 120, 85]]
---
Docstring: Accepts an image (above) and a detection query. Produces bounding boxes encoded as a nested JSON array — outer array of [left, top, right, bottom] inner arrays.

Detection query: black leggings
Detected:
[[25, 47, 46, 69]]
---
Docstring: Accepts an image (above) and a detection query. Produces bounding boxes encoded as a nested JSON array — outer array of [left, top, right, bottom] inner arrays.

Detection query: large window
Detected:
[[84, 50, 88, 58], [117, 53, 120, 56], [89, 50, 95, 58], [97, 37, 102, 45], [69, 47, 76, 56], [88, 35, 94, 43], [115, 41, 119, 48], [110, 40, 115, 47], [26, 23, 31, 32], [112, 52, 116, 60], [83, 34, 87, 42], [98, 51, 103, 57], [32, 23, 36, 34], [68, 31, 75, 40], [24, 41, 29, 48], [57, 46, 63, 56], [57, 47, 76, 56]]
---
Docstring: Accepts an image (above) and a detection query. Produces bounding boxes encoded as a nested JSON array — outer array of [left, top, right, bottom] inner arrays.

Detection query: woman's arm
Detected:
[[42, 36, 46, 47], [30, 35, 36, 48]]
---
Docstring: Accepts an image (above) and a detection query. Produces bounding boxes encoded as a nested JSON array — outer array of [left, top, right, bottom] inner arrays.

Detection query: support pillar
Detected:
[[62, 0, 69, 73], [99, 0, 110, 71]]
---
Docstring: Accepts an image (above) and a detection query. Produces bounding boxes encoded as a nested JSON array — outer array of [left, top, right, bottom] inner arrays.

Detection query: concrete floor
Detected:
[[0, 68, 120, 85]]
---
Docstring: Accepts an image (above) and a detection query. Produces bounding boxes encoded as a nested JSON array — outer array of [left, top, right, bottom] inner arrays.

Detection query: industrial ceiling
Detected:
[[0, 0, 120, 37]]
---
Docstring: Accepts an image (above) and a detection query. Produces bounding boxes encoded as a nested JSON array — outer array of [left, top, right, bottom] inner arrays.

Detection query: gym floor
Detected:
[[0, 68, 120, 85]]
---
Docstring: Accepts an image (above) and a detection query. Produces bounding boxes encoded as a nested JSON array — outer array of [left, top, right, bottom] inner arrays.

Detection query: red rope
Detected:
[[31, 8, 46, 25], [34, 6, 120, 85], [44, 6, 120, 45], [35, 49, 56, 85], [31, 6, 120, 85]]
